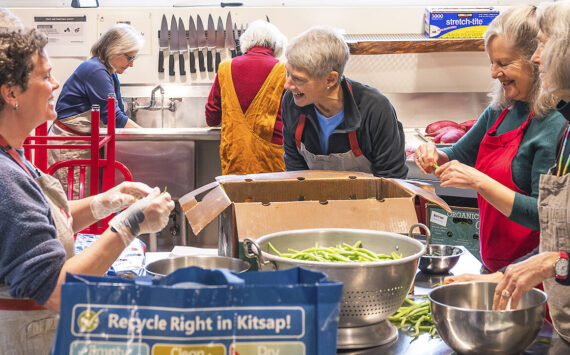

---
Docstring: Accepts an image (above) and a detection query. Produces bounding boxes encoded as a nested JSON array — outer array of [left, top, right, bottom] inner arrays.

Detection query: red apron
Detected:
[[475, 107, 539, 272]]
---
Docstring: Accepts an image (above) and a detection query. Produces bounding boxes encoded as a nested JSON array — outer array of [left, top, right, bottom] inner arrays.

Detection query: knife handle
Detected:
[[198, 50, 205, 72], [215, 51, 221, 72], [169, 53, 175, 76], [189, 51, 196, 73], [221, 2, 243, 7], [158, 51, 165, 73], [179, 53, 186, 75], [230, 49, 237, 58], [207, 50, 213, 72]]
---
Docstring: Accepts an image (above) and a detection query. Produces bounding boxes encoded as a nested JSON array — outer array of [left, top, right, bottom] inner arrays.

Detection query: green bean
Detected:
[[388, 296, 439, 338], [268, 241, 402, 263]]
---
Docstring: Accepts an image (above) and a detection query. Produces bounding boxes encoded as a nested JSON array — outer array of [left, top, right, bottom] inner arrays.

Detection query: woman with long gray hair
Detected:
[[48, 24, 143, 196], [415, 6, 566, 274]]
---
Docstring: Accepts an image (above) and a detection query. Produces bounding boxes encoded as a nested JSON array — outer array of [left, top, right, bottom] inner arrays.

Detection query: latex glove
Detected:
[[414, 142, 440, 175], [492, 252, 558, 310], [444, 272, 503, 285], [109, 187, 175, 246], [435, 160, 486, 190], [90, 181, 153, 220]]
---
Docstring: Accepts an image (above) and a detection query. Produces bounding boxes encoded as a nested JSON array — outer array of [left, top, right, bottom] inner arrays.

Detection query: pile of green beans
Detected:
[[388, 297, 438, 338], [267, 241, 402, 263]]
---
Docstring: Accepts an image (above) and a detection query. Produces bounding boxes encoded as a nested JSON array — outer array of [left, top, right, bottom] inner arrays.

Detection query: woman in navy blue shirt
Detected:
[[48, 24, 143, 196]]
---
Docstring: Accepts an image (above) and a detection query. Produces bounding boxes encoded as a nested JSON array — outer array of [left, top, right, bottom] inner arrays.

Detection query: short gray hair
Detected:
[[536, 1, 570, 97], [91, 24, 144, 72], [239, 20, 286, 58], [285, 26, 349, 81], [484, 5, 556, 116], [0, 8, 23, 33]]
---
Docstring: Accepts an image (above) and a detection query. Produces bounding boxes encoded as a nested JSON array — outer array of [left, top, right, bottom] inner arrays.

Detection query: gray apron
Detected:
[[295, 114, 373, 173], [47, 112, 94, 199], [538, 171, 570, 343], [0, 172, 75, 355]]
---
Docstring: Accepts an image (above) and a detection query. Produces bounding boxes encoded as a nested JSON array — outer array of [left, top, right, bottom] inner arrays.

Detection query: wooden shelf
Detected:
[[345, 34, 485, 55]]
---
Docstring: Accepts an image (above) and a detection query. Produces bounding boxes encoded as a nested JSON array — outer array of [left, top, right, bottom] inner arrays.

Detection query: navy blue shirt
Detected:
[[55, 57, 128, 128]]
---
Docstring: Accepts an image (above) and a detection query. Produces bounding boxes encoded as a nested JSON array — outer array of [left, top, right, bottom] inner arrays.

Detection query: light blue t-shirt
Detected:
[[315, 108, 344, 154]]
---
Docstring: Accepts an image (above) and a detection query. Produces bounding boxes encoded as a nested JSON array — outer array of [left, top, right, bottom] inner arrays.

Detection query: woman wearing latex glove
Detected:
[[0, 12, 175, 354], [414, 6, 566, 274]]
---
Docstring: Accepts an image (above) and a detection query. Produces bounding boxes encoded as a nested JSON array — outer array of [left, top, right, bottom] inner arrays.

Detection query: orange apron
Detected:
[[218, 60, 286, 175]]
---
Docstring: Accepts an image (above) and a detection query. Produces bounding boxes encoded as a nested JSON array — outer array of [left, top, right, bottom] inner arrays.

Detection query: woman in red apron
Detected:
[[415, 6, 566, 274], [489, 2, 570, 348], [0, 15, 174, 354]]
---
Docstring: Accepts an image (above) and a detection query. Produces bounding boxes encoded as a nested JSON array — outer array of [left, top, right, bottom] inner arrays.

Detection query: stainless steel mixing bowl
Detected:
[[418, 244, 463, 274], [244, 225, 429, 348], [429, 282, 547, 355], [145, 255, 250, 277]]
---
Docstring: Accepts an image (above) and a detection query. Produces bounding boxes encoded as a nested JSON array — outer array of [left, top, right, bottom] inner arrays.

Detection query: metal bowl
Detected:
[[145, 255, 250, 277], [429, 282, 547, 355], [418, 244, 463, 274]]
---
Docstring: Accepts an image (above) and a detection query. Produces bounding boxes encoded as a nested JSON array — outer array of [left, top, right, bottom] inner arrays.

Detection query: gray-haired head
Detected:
[[536, 0, 570, 99], [285, 26, 349, 82], [0, 8, 23, 33], [91, 23, 144, 72], [239, 20, 287, 58], [484, 5, 556, 116]]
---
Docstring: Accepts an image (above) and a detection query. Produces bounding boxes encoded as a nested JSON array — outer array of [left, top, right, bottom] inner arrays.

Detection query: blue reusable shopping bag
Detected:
[[52, 266, 342, 355]]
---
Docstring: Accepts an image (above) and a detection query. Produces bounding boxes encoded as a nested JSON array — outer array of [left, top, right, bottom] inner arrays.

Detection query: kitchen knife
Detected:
[[169, 15, 178, 76], [178, 17, 187, 75], [215, 16, 225, 72], [206, 14, 215, 72], [233, 23, 241, 57], [158, 15, 168, 73], [238, 23, 245, 56], [188, 16, 197, 73], [196, 15, 206, 72], [225, 12, 236, 58]]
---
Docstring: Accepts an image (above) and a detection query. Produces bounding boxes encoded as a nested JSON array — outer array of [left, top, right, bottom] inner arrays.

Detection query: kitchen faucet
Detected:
[[130, 84, 179, 127]]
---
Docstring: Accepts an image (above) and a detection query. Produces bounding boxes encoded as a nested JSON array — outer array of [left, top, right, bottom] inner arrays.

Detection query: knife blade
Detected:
[[215, 16, 225, 72], [158, 15, 168, 73], [238, 23, 245, 56], [188, 16, 197, 73], [225, 12, 236, 58], [206, 14, 215, 72], [233, 23, 240, 57], [169, 15, 178, 76], [178, 17, 187, 76], [196, 15, 206, 72]]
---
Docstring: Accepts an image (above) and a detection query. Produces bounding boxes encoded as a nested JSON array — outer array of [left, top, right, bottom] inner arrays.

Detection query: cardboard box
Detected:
[[425, 7, 500, 38], [181, 171, 450, 258], [426, 203, 481, 261]]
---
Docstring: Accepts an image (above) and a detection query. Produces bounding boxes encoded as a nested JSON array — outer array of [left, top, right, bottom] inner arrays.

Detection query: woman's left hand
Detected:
[[435, 160, 485, 190], [90, 181, 153, 220]]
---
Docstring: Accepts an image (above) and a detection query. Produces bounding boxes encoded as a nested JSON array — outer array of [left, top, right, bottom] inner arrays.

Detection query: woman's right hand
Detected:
[[414, 142, 440, 175]]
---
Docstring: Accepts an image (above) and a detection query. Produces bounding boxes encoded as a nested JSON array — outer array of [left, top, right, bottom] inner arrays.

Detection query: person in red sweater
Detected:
[[205, 20, 287, 175]]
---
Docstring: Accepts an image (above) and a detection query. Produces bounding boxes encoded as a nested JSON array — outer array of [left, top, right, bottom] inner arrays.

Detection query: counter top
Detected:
[[339, 247, 568, 354], [112, 127, 221, 141]]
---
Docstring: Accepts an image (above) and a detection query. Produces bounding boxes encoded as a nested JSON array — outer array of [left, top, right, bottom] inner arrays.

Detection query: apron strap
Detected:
[[0, 298, 46, 311], [0, 134, 35, 178], [53, 119, 89, 136], [348, 131, 362, 157], [295, 114, 306, 149]]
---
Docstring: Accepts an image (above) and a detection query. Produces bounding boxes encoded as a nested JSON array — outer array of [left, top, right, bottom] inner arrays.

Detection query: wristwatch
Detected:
[[554, 252, 569, 281]]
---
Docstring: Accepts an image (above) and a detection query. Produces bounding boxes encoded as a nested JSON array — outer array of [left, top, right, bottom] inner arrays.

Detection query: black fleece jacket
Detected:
[[281, 77, 408, 178]]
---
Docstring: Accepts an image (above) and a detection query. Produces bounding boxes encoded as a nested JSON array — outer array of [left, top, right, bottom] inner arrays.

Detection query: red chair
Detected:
[[24, 94, 132, 234]]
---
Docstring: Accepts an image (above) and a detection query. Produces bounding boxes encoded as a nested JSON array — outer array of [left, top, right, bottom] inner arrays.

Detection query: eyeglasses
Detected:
[[122, 53, 137, 63]]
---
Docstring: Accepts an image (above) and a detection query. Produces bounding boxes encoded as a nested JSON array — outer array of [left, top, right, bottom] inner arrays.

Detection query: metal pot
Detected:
[[418, 244, 463, 274], [145, 255, 250, 277], [429, 282, 546, 355], [244, 224, 429, 349]]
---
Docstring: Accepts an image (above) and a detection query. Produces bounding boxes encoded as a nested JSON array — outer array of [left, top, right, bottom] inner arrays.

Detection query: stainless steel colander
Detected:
[[244, 224, 429, 348]]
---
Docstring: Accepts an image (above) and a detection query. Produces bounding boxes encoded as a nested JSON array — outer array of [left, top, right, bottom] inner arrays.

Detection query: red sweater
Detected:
[[205, 46, 285, 145]]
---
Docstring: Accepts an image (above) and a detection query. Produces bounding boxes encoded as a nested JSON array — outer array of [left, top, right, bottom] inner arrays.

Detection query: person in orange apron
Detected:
[[205, 20, 287, 175], [489, 2, 570, 347], [48, 23, 142, 198], [281, 26, 407, 178], [414, 6, 566, 274], [0, 17, 174, 354]]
